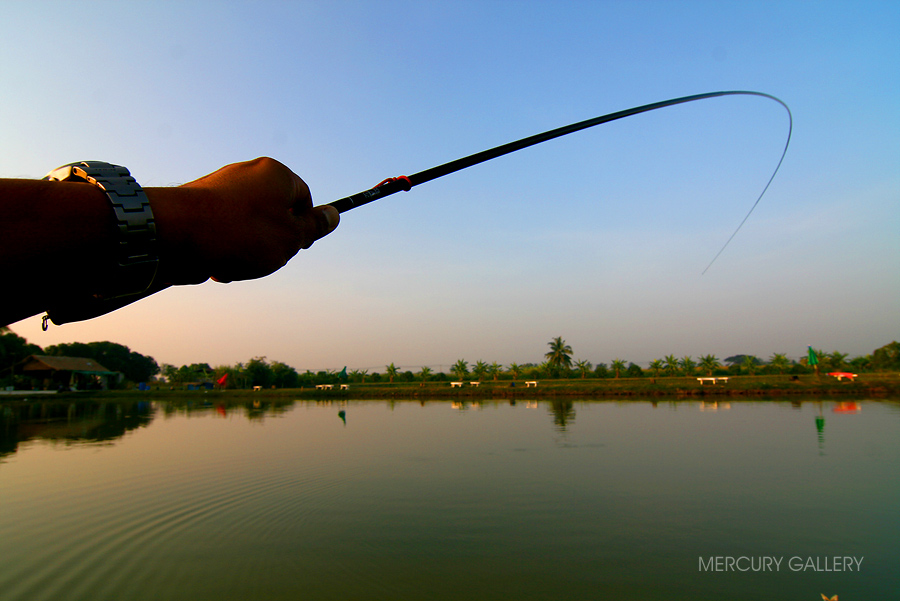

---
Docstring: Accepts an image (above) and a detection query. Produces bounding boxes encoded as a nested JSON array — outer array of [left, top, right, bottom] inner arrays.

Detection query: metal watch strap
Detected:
[[42, 161, 159, 327]]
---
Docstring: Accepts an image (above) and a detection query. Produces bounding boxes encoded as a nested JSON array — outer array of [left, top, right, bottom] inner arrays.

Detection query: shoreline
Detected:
[[4, 374, 898, 401]]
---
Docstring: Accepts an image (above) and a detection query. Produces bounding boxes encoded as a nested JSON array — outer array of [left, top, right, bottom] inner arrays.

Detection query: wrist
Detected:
[[43, 161, 159, 299], [144, 185, 214, 286]]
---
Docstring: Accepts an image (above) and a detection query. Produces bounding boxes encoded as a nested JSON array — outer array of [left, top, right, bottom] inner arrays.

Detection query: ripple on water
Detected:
[[1, 435, 363, 601]]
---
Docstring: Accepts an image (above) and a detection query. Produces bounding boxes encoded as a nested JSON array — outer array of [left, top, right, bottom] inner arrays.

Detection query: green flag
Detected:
[[339, 366, 348, 381], [807, 347, 818, 366]]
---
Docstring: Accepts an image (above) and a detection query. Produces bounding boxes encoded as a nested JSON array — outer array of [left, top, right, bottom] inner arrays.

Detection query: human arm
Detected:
[[0, 157, 338, 325]]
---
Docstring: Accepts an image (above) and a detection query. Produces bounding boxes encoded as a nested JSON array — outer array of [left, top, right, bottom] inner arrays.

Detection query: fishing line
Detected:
[[328, 90, 792, 274]]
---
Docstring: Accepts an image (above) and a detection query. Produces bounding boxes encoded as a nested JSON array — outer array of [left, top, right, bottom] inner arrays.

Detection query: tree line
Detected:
[[2, 327, 898, 390], [175, 339, 899, 388], [1, 328, 159, 387], [359, 339, 900, 385]]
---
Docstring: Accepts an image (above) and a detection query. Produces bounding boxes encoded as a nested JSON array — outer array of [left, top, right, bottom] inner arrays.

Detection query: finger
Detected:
[[299, 205, 340, 250]]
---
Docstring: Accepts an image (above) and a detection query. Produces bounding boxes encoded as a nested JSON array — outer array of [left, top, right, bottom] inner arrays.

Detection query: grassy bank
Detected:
[[292, 372, 900, 399], [9, 372, 890, 401]]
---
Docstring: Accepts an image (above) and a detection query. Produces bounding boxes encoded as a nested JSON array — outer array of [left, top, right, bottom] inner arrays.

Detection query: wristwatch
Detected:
[[42, 161, 159, 327]]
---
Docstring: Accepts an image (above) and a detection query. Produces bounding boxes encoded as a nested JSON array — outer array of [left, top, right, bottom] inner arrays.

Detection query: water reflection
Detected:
[[547, 399, 575, 430], [833, 401, 861, 414], [0, 398, 296, 459], [154, 397, 296, 421], [0, 400, 154, 459], [0, 397, 883, 462], [813, 401, 862, 454], [698, 401, 730, 411], [816, 408, 826, 452], [0, 398, 897, 601]]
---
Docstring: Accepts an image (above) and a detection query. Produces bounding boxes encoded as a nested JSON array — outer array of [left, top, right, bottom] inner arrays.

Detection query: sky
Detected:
[[2, 0, 898, 373]]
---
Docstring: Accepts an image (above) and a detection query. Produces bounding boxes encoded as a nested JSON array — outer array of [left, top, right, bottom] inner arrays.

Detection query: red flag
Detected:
[[217, 373, 228, 386]]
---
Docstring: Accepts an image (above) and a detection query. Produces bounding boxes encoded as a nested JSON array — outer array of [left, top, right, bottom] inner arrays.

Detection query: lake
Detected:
[[1, 397, 897, 600]]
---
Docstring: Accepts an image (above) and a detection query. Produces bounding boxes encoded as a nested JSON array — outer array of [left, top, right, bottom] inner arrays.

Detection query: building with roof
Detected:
[[16, 355, 120, 391]]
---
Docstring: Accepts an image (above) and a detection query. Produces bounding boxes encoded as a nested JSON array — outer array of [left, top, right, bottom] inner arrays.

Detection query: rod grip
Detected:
[[328, 177, 412, 213]]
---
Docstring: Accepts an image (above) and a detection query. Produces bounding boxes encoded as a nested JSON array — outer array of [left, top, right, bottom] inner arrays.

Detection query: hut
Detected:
[[17, 355, 119, 391]]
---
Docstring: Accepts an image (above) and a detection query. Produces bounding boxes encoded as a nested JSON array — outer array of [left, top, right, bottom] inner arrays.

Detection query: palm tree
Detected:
[[664, 354, 679, 376], [507, 363, 522, 381], [742, 355, 760, 375], [699, 354, 720, 376], [768, 353, 790, 374], [649, 359, 664, 378], [610, 358, 627, 379], [385, 362, 399, 383], [452, 359, 469, 381], [680, 356, 697, 376], [574, 359, 592, 379], [488, 362, 502, 381], [829, 351, 848, 371], [418, 366, 432, 382], [545, 337, 573, 377], [472, 360, 488, 382]]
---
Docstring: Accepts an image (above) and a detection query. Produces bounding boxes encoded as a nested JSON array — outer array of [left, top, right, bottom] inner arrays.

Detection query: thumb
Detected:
[[300, 204, 340, 249]]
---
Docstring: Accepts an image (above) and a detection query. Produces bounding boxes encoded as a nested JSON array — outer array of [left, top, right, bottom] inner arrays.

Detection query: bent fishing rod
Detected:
[[41, 91, 789, 329], [328, 90, 792, 274]]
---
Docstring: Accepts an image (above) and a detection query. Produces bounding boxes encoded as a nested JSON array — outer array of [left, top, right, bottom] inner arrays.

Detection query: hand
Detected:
[[158, 157, 339, 285]]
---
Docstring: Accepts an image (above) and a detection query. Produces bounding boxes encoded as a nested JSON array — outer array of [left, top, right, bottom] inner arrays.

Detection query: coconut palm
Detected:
[[768, 353, 790, 374], [452, 359, 469, 381], [574, 359, 592, 379], [649, 359, 664, 378], [488, 362, 502, 381], [664, 354, 680, 376], [385, 363, 399, 383], [742, 355, 760, 375], [680, 356, 697, 376], [699, 354, 720, 376], [507, 363, 522, 381], [418, 366, 433, 382], [545, 337, 573, 377], [610, 358, 627, 379], [829, 351, 848, 370], [472, 360, 488, 382]]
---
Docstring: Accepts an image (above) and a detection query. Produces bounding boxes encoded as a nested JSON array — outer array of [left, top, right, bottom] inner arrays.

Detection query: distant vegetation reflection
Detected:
[[0, 398, 297, 459], [0, 397, 876, 460], [0, 400, 154, 458]]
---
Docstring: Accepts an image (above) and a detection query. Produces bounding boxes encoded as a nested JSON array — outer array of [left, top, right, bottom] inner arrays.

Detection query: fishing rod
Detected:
[[40, 91, 789, 329], [328, 90, 792, 274]]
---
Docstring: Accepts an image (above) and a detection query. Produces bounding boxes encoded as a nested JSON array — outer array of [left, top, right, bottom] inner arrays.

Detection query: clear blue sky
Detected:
[[3, 0, 898, 372]]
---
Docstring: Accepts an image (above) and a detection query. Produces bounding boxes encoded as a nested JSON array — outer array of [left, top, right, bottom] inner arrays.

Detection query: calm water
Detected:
[[1, 398, 897, 601]]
